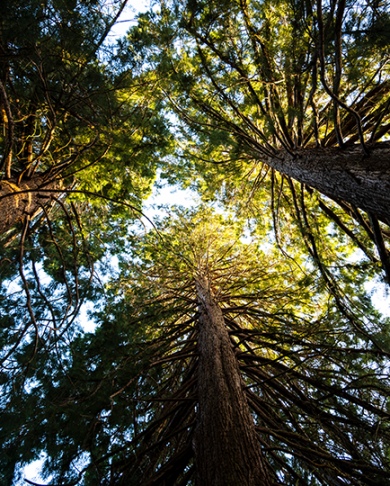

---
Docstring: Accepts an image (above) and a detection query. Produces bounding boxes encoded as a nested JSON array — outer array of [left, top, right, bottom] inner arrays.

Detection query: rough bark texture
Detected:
[[262, 143, 390, 224], [194, 275, 271, 486], [0, 174, 57, 233]]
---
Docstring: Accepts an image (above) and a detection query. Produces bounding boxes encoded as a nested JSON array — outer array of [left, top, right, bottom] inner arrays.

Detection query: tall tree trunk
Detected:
[[261, 142, 390, 224], [0, 174, 58, 233], [194, 275, 272, 486]]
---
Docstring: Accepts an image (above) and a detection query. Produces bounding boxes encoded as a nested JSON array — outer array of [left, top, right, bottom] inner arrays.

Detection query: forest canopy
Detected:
[[1, 0, 390, 485]]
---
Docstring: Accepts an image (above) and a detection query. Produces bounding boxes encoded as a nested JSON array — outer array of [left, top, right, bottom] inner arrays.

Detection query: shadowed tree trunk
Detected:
[[0, 174, 59, 233], [260, 143, 390, 224], [194, 274, 272, 486]]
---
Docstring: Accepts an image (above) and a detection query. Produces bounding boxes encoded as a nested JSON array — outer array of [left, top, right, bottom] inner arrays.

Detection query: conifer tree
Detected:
[[137, 0, 390, 219], [3, 208, 388, 485]]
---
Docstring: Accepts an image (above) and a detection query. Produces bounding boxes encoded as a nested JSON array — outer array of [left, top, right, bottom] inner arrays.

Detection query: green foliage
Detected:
[[0, 0, 172, 209], [1, 2, 390, 485]]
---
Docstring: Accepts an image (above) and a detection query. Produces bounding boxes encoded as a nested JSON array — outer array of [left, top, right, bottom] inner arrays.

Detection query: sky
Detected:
[[108, 0, 150, 39]]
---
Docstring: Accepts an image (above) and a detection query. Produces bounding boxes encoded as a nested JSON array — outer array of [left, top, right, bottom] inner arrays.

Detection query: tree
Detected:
[[3, 207, 389, 485], [0, 0, 169, 235], [124, 0, 390, 253], [0, 0, 173, 374]]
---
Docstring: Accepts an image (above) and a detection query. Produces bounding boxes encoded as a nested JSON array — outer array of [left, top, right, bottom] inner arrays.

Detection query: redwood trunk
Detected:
[[262, 143, 390, 224], [194, 275, 271, 486], [0, 174, 57, 233]]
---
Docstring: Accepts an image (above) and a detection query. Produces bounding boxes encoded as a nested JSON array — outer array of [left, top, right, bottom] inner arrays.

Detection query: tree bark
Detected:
[[194, 275, 272, 486], [262, 142, 390, 224], [0, 174, 58, 233]]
